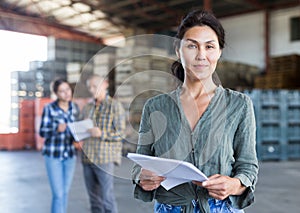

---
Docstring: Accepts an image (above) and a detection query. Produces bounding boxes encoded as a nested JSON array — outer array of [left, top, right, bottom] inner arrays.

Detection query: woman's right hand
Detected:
[[139, 168, 166, 191]]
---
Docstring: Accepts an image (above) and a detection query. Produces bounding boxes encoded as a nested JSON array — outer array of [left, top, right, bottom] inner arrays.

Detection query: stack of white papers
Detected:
[[68, 119, 94, 141], [127, 153, 208, 190]]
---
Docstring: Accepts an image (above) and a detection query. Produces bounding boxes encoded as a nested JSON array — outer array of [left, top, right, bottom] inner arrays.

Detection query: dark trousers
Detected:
[[83, 163, 118, 213]]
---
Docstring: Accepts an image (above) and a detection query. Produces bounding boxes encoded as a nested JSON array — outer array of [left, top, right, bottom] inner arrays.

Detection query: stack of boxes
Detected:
[[254, 54, 300, 89], [32, 60, 68, 97], [286, 91, 300, 159], [92, 51, 116, 97], [245, 89, 300, 161], [216, 61, 261, 90], [19, 100, 35, 149], [47, 37, 101, 63], [113, 36, 177, 153], [66, 62, 84, 84], [10, 75, 19, 131]]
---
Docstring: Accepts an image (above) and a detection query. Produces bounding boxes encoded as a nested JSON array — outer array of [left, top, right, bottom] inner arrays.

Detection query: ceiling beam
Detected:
[[267, 0, 300, 10], [218, 0, 300, 18], [113, 0, 195, 18], [245, 0, 264, 9], [67, 0, 129, 33], [0, 7, 102, 43], [95, 0, 141, 11]]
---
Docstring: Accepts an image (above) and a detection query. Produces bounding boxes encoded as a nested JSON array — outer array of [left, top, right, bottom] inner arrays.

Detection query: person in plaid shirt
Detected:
[[39, 79, 80, 213], [81, 74, 126, 213]]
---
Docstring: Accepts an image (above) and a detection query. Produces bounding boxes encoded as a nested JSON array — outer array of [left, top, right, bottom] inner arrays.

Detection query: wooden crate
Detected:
[[35, 98, 53, 117], [0, 134, 23, 150], [269, 72, 300, 88], [19, 131, 35, 149], [255, 71, 300, 89], [254, 76, 267, 89], [270, 54, 300, 73], [19, 100, 35, 116]]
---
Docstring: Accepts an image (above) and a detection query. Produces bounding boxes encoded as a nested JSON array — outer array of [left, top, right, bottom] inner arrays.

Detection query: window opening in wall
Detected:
[[290, 16, 300, 41], [0, 30, 47, 133]]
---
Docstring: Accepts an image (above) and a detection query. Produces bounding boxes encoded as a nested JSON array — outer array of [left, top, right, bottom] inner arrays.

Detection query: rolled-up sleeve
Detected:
[[132, 100, 156, 202], [39, 105, 58, 138], [231, 97, 259, 209]]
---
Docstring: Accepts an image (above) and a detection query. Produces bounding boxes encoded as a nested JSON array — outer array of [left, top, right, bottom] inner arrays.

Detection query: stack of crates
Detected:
[[33, 60, 67, 97], [114, 36, 175, 153], [10, 77, 19, 131], [254, 54, 300, 89], [286, 91, 300, 159], [47, 37, 101, 63], [245, 90, 300, 161], [19, 100, 35, 149], [11, 70, 38, 99], [91, 50, 116, 97], [66, 62, 83, 84], [34, 98, 53, 150]]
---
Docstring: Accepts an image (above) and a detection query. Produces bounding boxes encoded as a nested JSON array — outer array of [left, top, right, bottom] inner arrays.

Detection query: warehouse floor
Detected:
[[0, 150, 299, 213]]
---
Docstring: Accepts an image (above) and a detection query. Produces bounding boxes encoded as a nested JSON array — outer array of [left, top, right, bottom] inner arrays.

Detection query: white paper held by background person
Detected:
[[68, 119, 93, 141]]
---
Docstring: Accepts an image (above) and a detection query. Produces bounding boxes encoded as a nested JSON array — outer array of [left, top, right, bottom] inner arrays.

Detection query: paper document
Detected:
[[68, 119, 94, 141], [127, 153, 208, 190]]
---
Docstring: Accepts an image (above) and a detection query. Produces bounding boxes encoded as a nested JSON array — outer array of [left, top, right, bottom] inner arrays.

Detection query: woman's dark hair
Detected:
[[171, 10, 225, 82], [52, 79, 69, 94]]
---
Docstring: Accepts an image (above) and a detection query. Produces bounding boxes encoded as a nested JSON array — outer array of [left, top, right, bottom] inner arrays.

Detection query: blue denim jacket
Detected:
[[132, 86, 259, 213]]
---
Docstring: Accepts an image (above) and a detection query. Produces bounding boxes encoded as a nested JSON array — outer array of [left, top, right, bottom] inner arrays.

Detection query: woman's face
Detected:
[[177, 25, 222, 82], [56, 82, 72, 102]]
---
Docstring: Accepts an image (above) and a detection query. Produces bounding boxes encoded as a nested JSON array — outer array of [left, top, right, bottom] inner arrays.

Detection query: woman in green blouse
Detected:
[[132, 9, 258, 213]]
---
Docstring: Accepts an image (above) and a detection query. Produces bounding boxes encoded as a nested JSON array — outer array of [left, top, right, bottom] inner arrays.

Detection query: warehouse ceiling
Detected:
[[0, 0, 299, 43]]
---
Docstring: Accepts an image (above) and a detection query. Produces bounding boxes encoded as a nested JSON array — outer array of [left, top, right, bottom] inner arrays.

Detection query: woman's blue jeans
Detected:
[[44, 155, 76, 213], [154, 198, 245, 213]]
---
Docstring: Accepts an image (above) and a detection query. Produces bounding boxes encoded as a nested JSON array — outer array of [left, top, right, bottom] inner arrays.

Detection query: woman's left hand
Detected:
[[193, 174, 246, 200]]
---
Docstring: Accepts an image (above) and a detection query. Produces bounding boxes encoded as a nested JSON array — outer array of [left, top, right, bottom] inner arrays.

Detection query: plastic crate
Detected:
[[258, 142, 282, 161], [287, 141, 300, 159], [287, 91, 300, 107], [260, 124, 281, 141], [287, 124, 300, 141], [0, 134, 23, 150], [260, 106, 281, 123], [259, 90, 281, 106], [243, 89, 300, 161], [287, 107, 300, 124]]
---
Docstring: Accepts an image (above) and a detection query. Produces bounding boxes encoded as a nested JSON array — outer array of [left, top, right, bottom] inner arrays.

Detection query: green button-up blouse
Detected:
[[132, 86, 259, 213]]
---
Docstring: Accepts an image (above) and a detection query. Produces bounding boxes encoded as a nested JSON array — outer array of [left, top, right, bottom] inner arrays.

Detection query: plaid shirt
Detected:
[[39, 101, 80, 159], [81, 94, 126, 165]]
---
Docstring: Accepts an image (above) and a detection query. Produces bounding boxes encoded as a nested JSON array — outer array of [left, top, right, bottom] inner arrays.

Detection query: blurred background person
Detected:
[[81, 74, 126, 213], [39, 79, 80, 213]]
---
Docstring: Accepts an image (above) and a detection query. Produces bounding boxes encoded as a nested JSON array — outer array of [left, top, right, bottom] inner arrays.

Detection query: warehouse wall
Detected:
[[221, 12, 265, 69], [220, 6, 300, 69], [270, 6, 300, 56]]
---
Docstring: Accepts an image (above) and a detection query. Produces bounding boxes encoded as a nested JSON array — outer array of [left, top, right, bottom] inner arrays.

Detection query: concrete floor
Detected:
[[0, 150, 299, 213]]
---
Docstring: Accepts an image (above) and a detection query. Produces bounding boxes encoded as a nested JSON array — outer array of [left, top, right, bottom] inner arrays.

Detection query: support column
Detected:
[[204, 0, 212, 11], [264, 10, 270, 73]]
